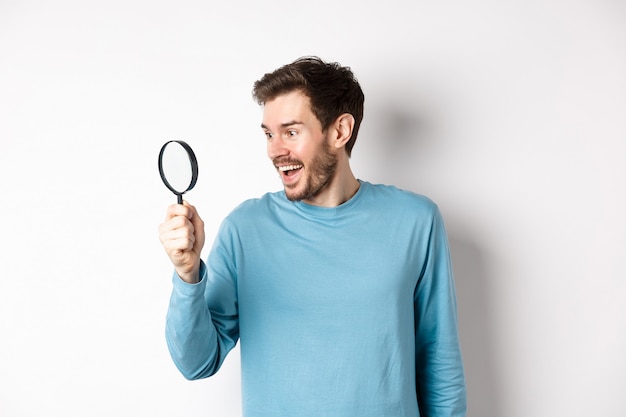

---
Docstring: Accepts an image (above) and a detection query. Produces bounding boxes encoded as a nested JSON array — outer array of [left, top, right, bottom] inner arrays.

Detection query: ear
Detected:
[[331, 113, 355, 150]]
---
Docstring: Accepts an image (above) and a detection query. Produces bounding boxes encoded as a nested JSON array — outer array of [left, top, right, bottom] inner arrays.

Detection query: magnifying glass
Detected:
[[158, 140, 198, 204]]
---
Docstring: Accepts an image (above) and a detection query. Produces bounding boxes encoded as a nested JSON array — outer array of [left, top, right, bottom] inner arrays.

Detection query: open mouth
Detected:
[[278, 164, 303, 178]]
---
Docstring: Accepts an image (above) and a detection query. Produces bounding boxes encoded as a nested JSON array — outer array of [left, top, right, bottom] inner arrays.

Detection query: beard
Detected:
[[283, 140, 338, 202]]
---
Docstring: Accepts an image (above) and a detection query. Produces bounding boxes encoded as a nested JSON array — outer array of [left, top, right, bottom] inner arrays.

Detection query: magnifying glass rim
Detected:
[[158, 140, 199, 197]]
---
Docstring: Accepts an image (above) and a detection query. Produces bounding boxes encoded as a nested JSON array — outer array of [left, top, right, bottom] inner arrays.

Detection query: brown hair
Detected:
[[252, 56, 365, 157]]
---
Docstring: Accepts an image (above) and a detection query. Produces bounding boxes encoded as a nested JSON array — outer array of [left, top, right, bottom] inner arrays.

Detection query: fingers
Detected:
[[159, 200, 206, 278], [164, 201, 196, 221], [160, 212, 195, 246], [159, 221, 195, 250], [181, 201, 205, 252]]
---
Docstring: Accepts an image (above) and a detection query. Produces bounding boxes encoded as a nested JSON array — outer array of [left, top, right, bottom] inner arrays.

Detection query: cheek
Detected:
[[294, 137, 325, 161]]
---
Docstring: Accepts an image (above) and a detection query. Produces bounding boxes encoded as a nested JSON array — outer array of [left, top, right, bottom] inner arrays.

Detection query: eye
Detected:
[[287, 130, 298, 137], [264, 131, 274, 139]]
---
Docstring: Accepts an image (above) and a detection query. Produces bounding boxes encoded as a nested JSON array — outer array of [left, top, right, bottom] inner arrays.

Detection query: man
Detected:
[[159, 56, 466, 417]]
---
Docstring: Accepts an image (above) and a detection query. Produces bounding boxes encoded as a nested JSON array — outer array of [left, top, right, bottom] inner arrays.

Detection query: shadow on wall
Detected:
[[359, 103, 433, 186], [449, 235, 502, 417], [368, 95, 502, 417]]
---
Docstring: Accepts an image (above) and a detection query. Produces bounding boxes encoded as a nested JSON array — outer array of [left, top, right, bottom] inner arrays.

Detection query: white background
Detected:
[[1, 1, 624, 416]]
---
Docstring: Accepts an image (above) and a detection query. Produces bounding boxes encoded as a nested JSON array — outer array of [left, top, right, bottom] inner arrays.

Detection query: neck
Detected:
[[303, 161, 360, 208]]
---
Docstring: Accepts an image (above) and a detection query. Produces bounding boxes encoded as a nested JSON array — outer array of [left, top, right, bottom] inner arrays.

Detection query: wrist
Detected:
[[176, 264, 200, 284]]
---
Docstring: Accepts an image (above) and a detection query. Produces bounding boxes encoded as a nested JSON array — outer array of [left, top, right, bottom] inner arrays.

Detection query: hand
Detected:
[[159, 201, 206, 283]]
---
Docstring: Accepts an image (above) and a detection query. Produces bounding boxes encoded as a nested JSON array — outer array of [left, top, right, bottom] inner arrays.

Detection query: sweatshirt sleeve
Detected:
[[165, 220, 240, 380], [414, 206, 467, 416]]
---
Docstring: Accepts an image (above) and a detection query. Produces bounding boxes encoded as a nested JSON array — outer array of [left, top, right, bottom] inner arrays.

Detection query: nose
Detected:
[[267, 136, 289, 161]]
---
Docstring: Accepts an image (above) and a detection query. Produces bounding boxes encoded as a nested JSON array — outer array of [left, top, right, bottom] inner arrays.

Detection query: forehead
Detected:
[[262, 90, 317, 127]]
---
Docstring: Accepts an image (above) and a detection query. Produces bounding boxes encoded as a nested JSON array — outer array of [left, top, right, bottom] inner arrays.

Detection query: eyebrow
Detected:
[[261, 120, 304, 130]]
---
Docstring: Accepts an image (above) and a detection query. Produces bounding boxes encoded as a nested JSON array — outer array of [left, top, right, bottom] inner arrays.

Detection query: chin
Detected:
[[283, 184, 310, 202], [284, 190, 304, 202]]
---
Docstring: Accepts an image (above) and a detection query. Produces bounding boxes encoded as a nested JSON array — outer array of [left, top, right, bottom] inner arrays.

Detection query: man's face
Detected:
[[262, 90, 338, 203]]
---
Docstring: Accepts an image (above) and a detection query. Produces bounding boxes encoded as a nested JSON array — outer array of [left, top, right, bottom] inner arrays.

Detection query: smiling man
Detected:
[[263, 89, 358, 206], [160, 56, 466, 417]]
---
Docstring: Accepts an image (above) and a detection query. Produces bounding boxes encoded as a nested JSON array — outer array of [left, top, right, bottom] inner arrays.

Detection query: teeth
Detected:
[[278, 165, 303, 172]]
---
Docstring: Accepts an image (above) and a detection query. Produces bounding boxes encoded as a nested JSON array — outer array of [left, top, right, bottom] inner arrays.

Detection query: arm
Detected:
[[414, 207, 467, 416], [165, 259, 239, 380], [160, 203, 239, 379]]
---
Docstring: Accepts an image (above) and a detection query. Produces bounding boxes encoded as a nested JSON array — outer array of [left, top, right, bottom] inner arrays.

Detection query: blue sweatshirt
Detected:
[[166, 181, 466, 417]]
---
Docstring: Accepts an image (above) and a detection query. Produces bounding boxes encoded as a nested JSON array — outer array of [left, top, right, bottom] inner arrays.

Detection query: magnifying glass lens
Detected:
[[158, 140, 198, 204], [161, 143, 193, 191]]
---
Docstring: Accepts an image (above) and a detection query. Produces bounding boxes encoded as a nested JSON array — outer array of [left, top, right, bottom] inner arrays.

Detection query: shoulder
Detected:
[[231, 190, 284, 212], [222, 190, 287, 226], [362, 181, 439, 216]]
